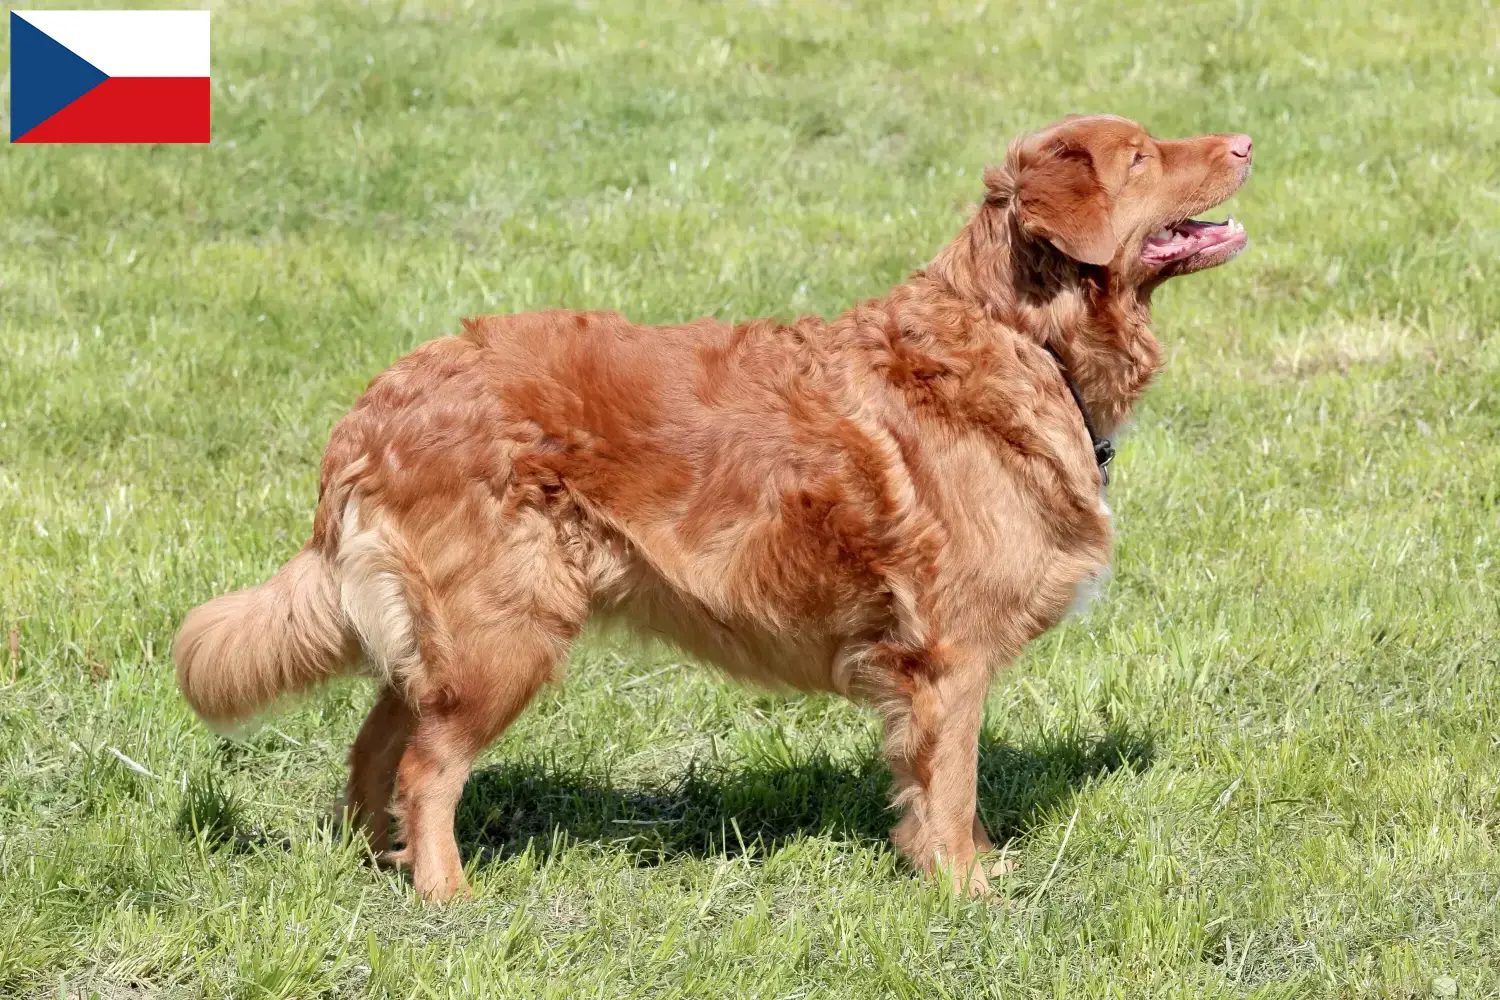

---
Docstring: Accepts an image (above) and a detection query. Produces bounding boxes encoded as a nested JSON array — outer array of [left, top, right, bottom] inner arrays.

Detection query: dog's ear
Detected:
[[1011, 139, 1117, 266]]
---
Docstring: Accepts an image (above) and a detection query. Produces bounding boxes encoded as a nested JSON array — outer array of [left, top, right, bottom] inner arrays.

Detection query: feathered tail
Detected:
[[174, 546, 358, 730]]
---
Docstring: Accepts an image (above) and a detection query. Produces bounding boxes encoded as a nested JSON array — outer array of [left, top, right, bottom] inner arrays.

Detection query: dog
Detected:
[[175, 114, 1252, 899]]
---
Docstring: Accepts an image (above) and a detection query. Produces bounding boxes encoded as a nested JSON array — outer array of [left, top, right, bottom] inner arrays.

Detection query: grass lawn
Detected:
[[3, 0, 1499, 996]]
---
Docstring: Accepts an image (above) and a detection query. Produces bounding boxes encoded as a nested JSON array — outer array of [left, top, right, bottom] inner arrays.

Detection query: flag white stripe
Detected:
[[14, 10, 209, 78]]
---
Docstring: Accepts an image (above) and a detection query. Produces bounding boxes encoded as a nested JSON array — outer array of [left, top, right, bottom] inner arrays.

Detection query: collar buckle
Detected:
[[1094, 439, 1114, 486]]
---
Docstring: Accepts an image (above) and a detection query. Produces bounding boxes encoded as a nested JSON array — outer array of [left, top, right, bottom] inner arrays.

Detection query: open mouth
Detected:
[[1141, 217, 1248, 271]]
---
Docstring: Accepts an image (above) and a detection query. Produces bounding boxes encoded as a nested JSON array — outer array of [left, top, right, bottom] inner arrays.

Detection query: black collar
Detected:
[[1043, 343, 1114, 485]]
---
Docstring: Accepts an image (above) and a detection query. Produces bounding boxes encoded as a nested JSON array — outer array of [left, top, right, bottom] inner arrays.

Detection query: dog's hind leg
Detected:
[[388, 625, 569, 900], [341, 485, 599, 899], [346, 685, 415, 853]]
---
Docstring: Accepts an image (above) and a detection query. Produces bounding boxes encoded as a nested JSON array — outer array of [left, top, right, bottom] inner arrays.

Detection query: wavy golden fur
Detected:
[[175, 115, 1253, 898]]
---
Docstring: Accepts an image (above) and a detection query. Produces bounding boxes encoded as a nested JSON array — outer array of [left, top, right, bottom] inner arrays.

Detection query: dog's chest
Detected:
[[1065, 493, 1113, 616], [920, 439, 1114, 644]]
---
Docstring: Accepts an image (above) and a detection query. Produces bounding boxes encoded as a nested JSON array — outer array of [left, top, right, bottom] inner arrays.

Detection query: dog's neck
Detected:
[[923, 198, 1163, 437]]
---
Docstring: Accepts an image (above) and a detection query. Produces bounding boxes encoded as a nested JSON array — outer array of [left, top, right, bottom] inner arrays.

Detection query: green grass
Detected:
[[2, 0, 1498, 996]]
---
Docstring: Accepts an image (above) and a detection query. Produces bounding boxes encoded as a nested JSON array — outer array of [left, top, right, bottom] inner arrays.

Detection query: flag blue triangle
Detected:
[[10, 12, 110, 141]]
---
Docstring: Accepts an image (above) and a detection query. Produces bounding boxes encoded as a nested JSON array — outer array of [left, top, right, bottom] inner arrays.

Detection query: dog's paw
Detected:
[[951, 863, 991, 897]]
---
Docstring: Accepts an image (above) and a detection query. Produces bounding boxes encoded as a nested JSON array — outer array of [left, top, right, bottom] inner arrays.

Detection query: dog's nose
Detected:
[[1227, 134, 1253, 162]]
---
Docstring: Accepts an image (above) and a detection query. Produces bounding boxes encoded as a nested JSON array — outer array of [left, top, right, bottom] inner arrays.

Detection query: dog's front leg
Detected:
[[881, 650, 991, 896]]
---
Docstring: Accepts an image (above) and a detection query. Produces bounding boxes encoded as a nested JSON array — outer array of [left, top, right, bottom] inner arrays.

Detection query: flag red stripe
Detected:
[[14, 77, 209, 144]]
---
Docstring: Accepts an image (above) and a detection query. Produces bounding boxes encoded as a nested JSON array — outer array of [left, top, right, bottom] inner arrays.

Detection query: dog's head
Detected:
[[991, 114, 1252, 283]]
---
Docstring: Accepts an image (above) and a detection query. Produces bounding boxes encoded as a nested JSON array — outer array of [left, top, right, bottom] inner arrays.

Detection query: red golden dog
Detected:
[[175, 115, 1252, 898]]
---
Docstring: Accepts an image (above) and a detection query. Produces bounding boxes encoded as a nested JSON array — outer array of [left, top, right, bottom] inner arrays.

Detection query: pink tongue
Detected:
[[1148, 221, 1225, 256], [1180, 226, 1218, 250]]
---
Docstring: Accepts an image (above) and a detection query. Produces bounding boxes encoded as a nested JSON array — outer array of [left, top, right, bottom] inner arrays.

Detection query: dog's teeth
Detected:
[[1153, 227, 1173, 241]]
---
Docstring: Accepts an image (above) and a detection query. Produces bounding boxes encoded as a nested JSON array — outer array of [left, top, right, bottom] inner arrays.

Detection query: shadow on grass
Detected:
[[455, 725, 1155, 863]]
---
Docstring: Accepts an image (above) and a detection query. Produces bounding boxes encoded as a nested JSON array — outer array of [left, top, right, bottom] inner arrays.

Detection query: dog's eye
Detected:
[[1130, 150, 1149, 169]]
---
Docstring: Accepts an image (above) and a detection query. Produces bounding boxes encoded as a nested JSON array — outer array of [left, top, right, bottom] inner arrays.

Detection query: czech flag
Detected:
[[10, 10, 210, 143]]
